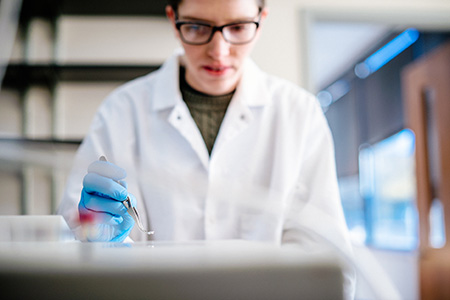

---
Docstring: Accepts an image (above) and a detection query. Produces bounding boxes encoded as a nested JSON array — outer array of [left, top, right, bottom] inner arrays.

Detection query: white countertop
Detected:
[[0, 240, 345, 300]]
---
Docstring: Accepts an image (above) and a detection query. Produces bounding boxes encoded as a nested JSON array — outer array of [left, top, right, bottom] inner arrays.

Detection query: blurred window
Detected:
[[357, 129, 418, 250]]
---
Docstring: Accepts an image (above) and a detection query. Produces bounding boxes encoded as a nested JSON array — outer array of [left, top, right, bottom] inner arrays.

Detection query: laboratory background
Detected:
[[1, 0, 450, 299]]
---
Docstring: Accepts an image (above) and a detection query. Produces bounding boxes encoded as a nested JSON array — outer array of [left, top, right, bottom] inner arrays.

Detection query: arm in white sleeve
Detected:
[[282, 102, 356, 299]]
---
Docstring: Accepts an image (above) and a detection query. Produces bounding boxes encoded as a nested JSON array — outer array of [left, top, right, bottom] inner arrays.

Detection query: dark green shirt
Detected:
[[179, 66, 235, 155]]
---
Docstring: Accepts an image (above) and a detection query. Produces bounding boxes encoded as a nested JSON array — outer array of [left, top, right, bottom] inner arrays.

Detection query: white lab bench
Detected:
[[0, 216, 345, 300]]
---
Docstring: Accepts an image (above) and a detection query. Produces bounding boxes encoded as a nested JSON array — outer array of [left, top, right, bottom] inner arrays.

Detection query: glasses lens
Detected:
[[223, 23, 258, 44], [179, 23, 212, 44]]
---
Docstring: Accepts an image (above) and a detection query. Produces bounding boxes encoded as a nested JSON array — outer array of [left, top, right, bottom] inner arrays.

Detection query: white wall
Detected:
[[56, 16, 179, 64]]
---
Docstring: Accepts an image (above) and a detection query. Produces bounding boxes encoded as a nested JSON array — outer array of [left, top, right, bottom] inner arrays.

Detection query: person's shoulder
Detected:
[[98, 68, 161, 110], [114, 69, 161, 97], [258, 71, 320, 111], [265, 72, 313, 97], [106, 52, 179, 104]]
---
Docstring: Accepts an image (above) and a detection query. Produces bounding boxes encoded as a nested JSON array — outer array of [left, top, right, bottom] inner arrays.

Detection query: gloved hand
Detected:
[[78, 159, 135, 242]]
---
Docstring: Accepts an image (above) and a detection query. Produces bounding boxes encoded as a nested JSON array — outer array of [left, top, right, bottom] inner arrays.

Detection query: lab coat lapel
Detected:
[[213, 97, 253, 154], [168, 104, 210, 170], [212, 59, 270, 155], [151, 51, 181, 111], [151, 51, 210, 170]]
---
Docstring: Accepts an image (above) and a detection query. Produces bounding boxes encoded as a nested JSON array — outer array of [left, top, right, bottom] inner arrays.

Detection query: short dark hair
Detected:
[[167, 0, 265, 12]]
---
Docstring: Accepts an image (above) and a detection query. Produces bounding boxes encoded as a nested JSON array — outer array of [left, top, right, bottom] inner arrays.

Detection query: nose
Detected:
[[207, 31, 230, 59]]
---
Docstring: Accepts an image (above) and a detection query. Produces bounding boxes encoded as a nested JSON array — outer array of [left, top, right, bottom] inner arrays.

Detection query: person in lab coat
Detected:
[[58, 0, 355, 297]]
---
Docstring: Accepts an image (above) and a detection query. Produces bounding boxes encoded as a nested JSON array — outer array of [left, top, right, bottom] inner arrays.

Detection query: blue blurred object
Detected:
[[355, 28, 420, 79]]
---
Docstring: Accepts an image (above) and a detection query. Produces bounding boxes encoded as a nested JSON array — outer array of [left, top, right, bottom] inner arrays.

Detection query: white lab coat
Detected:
[[58, 50, 355, 297]]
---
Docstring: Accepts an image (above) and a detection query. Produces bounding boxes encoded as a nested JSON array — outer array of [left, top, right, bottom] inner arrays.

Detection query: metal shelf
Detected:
[[0, 137, 82, 145], [3, 63, 160, 87], [9, 0, 165, 87]]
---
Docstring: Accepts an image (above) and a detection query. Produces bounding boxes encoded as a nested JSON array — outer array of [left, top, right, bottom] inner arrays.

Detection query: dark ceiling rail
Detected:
[[19, 0, 167, 23]]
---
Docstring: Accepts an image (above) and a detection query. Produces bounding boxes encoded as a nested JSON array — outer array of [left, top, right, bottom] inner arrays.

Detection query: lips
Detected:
[[203, 65, 230, 76]]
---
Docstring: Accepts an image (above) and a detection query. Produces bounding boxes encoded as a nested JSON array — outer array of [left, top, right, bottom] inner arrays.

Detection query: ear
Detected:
[[166, 5, 176, 22], [259, 7, 269, 26], [253, 7, 269, 42], [166, 5, 180, 39]]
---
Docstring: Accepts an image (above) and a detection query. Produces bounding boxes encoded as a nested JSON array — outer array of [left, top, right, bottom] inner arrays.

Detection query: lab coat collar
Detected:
[[234, 59, 271, 108], [148, 50, 272, 169], [150, 49, 271, 112], [150, 49, 184, 112]]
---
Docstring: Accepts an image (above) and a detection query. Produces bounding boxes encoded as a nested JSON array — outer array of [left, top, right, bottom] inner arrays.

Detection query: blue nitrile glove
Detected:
[[78, 159, 135, 242]]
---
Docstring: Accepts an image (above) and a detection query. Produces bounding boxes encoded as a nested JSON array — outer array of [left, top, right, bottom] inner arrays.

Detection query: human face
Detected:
[[167, 0, 267, 96]]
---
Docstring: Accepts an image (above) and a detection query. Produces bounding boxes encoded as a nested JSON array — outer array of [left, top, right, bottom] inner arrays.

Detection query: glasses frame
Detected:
[[175, 16, 261, 45]]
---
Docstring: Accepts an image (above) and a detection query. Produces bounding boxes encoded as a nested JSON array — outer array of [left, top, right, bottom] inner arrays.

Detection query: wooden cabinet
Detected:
[[402, 41, 450, 300]]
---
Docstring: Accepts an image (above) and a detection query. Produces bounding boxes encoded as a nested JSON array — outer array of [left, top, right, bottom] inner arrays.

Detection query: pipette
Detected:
[[99, 156, 154, 235]]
